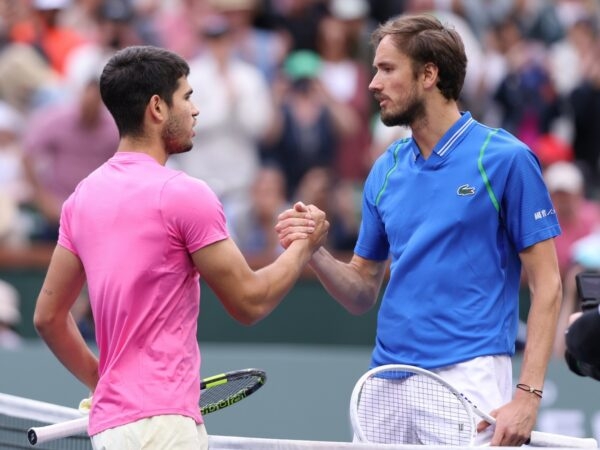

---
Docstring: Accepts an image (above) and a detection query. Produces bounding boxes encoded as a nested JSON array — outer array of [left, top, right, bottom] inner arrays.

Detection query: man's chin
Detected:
[[168, 144, 194, 155], [381, 112, 413, 128]]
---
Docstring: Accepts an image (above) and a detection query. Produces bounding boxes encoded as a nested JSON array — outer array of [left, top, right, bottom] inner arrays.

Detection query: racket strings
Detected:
[[357, 370, 475, 446], [200, 375, 263, 413]]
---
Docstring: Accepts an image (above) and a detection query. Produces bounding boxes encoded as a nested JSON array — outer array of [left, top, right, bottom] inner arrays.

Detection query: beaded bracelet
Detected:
[[516, 383, 543, 398]]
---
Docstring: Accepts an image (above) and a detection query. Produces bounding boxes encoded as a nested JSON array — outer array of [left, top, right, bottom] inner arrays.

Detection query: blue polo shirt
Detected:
[[356, 112, 560, 370]]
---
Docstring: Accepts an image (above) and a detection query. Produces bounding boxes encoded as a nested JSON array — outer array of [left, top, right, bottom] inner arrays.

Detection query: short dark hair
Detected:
[[371, 14, 467, 101], [99, 45, 190, 137]]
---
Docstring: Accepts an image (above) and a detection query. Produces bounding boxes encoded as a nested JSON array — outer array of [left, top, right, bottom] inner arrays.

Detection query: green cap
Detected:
[[283, 50, 322, 80]]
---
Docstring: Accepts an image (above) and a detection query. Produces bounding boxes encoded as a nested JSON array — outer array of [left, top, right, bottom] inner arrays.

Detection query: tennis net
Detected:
[[0, 393, 90, 449], [0, 392, 420, 449]]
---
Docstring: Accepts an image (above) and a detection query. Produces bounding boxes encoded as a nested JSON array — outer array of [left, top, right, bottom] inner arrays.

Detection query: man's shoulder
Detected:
[[467, 122, 532, 158], [161, 171, 216, 200]]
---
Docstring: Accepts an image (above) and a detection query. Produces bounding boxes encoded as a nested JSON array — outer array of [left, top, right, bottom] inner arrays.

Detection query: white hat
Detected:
[[0, 280, 20, 326], [330, 0, 369, 20], [33, 0, 71, 10], [543, 161, 584, 194]]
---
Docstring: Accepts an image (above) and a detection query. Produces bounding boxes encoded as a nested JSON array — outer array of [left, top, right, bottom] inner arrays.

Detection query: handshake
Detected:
[[564, 272, 600, 382]]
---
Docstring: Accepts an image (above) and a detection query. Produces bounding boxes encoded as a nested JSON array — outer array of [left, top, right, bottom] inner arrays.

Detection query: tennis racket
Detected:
[[27, 368, 266, 446], [350, 364, 598, 447]]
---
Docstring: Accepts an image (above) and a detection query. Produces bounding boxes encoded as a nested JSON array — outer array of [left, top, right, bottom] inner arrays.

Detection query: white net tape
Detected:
[[3, 392, 593, 450], [1, 393, 404, 450], [209, 435, 421, 449]]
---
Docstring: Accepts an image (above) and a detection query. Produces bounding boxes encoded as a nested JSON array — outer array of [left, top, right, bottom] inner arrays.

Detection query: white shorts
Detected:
[[435, 355, 512, 445], [91, 414, 208, 450], [354, 355, 512, 446]]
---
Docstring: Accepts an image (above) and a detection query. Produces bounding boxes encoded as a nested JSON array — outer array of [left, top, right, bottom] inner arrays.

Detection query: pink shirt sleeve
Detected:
[[160, 174, 229, 254]]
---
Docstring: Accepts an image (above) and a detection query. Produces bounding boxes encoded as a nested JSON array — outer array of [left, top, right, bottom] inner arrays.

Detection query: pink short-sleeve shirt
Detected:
[[59, 152, 229, 436]]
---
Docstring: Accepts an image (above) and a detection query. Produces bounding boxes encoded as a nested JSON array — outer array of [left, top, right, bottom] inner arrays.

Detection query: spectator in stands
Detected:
[[0, 278, 23, 350], [64, 0, 144, 95], [291, 166, 361, 255], [261, 50, 346, 199], [209, 0, 289, 83], [153, 0, 211, 59], [0, 42, 63, 114], [21, 74, 118, 241], [548, 16, 598, 100], [402, 0, 516, 41], [328, 0, 374, 66], [569, 40, 600, 195], [0, 101, 30, 247], [491, 15, 562, 149], [230, 163, 290, 268], [543, 161, 600, 280], [269, 0, 328, 52], [9, 0, 88, 77], [169, 13, 274, 228], [327, 177, 362, 253], [316, 13, 372, 183]]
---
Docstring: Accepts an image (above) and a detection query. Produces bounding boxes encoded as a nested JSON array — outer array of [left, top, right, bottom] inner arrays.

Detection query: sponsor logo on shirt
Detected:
[[457, 184, 476, 196], [534, 209, 556, 220]]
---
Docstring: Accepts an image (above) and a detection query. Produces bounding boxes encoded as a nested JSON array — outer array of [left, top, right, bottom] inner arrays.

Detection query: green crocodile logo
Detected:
[[457, 184, 476, 196]]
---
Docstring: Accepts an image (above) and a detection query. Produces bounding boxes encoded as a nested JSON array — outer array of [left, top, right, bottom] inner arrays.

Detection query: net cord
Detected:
[[0, 393, 82, 424]]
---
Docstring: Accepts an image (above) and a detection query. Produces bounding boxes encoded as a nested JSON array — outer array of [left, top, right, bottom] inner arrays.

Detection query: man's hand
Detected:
[[477, 394, 539, 446], [304, 203, 329, 252], [275, 201, 320, 249]]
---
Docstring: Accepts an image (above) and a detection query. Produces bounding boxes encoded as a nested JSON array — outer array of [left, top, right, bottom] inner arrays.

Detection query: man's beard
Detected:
[[163, 117, 193, 155], [380, 94, 425, 128]]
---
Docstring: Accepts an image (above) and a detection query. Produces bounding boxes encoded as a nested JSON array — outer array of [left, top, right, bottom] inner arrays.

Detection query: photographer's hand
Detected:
[[568, 311, 583, 326]]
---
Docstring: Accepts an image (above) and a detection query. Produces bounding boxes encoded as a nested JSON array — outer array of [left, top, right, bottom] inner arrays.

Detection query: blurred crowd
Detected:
[[1, 0, 600, 352]]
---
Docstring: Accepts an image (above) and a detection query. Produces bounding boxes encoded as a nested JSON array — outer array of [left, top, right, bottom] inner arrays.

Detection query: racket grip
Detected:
[[530, 431, 598, 448], [28, 416, 88, 445]]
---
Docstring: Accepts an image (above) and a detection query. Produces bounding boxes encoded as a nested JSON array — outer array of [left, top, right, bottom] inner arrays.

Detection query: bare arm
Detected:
[[192, 205, 329, 325], [277, 202, 387, 315], [484, 238, 562, 446], [308, 248, 387, 315], [33, 245, 99, 392]]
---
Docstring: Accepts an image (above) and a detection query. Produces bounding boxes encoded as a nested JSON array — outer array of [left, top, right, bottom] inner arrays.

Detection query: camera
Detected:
[[575, 271, 600, 311]]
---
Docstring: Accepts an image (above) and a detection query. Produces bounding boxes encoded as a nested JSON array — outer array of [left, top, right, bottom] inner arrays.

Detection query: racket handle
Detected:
[[530, 431, 598, 448], [28, 416, 88, 445]]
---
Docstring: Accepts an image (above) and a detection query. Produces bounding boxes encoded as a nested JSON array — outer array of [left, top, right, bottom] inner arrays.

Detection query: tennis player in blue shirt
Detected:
[[276, 13, 562, 447]]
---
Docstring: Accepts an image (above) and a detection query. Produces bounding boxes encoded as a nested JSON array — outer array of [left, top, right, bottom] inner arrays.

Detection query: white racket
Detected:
[[350, 364, 598, 447]]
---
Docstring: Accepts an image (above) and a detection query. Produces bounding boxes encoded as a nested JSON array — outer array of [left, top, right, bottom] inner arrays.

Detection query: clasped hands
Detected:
[[275, 201, 329, 251]]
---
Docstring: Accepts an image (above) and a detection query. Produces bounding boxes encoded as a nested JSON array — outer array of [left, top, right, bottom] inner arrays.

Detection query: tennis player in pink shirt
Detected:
[[33, 45, 329, 450]]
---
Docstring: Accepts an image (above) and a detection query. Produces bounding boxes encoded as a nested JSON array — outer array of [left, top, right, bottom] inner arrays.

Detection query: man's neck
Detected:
[[117, 136, 168, 166], [411, 102, 462, 160]]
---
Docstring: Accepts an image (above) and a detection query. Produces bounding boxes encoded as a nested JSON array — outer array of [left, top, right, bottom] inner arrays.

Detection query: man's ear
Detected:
[[422, 62, 439, 89], [148, 94, 166, 123]]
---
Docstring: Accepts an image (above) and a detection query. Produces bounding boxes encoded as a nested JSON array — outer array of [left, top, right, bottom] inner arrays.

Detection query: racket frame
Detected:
[[350, 364, 479, 446], [350, 364, 599, 448]]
